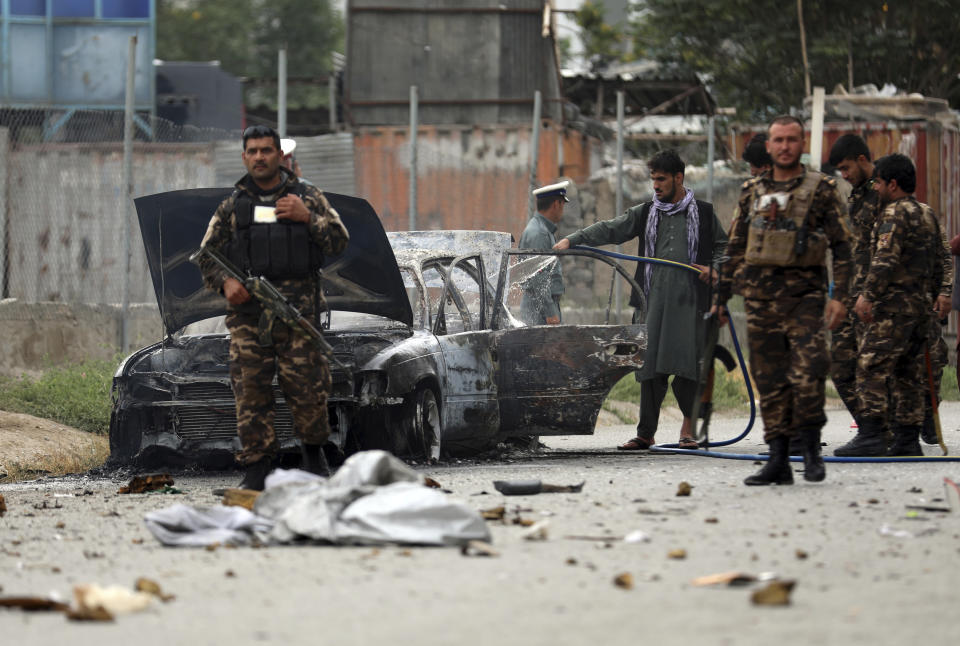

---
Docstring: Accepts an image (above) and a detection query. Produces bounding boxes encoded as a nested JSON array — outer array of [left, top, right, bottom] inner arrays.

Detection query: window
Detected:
[[103, 0, 150, 18], [10, 0, 45, 16], [52, 0, 94, 17]]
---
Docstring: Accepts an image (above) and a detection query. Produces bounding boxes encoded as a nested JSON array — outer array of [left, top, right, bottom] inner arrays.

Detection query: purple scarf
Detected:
[[643, 188, 700, 294]]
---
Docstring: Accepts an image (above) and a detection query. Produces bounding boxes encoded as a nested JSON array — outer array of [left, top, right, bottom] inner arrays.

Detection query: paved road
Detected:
[[2, 402, 960, 646]]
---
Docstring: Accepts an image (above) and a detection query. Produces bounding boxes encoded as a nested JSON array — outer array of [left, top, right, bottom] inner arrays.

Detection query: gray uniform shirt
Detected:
[[518, 212, 563, 323]]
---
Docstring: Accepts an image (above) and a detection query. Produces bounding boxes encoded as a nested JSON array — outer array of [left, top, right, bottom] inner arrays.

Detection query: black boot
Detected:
[[833, 417, 886, 457], [887, 426, 923, 456], [787, 437, 804, 457], [745, 436, 793, 486], [800, 427, 825, 482], [920, 410, 938, 445], [300, 443, 331, 477], [238, 457, 274, 491]]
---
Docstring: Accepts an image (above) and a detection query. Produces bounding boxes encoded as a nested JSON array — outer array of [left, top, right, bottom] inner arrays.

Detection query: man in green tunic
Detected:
[[554, 150, 727, 450]]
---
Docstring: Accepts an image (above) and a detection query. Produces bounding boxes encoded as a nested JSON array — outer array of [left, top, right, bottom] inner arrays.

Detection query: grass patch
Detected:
[[940, 365, 959, 401], [604, 365, 753, 415], [1, 437, 110, 482], [0, 358, 116, 435]]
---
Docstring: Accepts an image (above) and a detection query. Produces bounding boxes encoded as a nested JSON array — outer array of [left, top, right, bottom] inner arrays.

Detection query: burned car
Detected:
[[109, 189, 647, 466]]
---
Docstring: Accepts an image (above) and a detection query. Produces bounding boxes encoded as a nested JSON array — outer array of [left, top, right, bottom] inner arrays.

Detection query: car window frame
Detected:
[[433, 254, 486, 336], [491, 248, 647, 329]]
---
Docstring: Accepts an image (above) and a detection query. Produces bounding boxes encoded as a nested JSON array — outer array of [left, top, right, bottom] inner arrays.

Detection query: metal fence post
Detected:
[[409, 85, 418, 231], [528, 90, 542, 218], [615, 91, 625, 319], [278, 47, 287, 137], [121, 35, 137, 352], [707, 115, 715, 203]]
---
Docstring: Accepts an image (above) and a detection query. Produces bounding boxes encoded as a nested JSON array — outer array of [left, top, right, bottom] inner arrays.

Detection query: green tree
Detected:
[[632, 0, 960, 119], [157, 0, 344, 78], [574, 1, 631, 70]]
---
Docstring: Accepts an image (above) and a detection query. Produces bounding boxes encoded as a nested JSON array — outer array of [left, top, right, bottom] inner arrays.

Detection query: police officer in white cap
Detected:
[[280, 138, 313, 184], [518, 180, 569, 325]]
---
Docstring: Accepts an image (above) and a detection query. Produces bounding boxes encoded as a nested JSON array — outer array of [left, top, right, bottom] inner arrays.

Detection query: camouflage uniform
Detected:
[[718, 170, 851, 445], [199, 167, 349, 465], [915, 221, 951, 441], [829, 178, 881, 419], [855, 197, 943, 432]]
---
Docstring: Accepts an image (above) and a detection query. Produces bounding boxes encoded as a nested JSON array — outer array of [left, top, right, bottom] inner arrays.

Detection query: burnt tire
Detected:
[[403, 386, 442, 461]]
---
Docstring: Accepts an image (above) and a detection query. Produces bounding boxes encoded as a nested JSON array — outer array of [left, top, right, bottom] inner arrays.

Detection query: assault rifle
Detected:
[[189, 245, 346, 372]]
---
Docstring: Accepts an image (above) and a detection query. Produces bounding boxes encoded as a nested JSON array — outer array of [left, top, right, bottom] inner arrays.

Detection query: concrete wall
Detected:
[[5, 139, 217, 304], [0, 299, 162, 377]]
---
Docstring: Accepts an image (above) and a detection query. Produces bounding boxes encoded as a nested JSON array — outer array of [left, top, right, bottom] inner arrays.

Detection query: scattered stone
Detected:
[[221, 488, 260, 511], [460, 540, 499, 557], [751, 580, 796, 606], [613, 573, 634, 590], [668, 549, 687, 559], [135, 577, 175, 602], [676, 482, 693, 497]]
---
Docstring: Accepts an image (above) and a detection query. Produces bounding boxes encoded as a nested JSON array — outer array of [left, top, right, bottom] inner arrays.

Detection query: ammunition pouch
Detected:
[[744, 171, 828, 267]]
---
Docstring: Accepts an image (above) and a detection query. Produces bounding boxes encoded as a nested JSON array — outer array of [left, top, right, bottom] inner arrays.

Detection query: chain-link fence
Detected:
[[0, 109, 237, 308]]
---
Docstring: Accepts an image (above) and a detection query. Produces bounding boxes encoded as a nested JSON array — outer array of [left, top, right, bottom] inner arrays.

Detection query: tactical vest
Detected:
[[744, 171, 829, 267], [226, 183, 324, 280]]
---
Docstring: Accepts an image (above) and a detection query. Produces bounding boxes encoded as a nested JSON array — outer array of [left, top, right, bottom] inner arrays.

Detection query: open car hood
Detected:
[[134, 188, 413, 335]]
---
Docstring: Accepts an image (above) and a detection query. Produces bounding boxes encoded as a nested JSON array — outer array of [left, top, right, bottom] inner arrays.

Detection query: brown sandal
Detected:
[[617, 437, 655, 451], [677, 436, 699, 449]]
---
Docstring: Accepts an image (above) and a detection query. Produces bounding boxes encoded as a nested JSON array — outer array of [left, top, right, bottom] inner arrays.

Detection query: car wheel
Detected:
[[404, 386, 442, 461]]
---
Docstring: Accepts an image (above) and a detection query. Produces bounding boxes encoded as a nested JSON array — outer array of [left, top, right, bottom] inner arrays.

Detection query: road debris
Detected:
[[68, 584, 154, 621], [613, 573, 634, 590], [0, 596, 69, 612], [521, 520, 550, 541], [623, 530, 651, 543], [691, 571, 757, 587], [118, 474, 174, 494], [145, 451, 490, 547], [0, 494, 5, 516], [492, 480, 584, 495], [221, 488, 261, 510], [461, 540, 499, 557], [750, 580, 796, 606], [668, 548, 687, 559], [134, 577, 175, 602], [676, 482, 693, 496], [480, 506, 506, 521]]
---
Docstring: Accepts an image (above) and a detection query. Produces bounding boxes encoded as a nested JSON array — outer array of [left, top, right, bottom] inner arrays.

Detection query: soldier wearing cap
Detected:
[[555, 150, 727, 451], [518, 181, 569, 325]]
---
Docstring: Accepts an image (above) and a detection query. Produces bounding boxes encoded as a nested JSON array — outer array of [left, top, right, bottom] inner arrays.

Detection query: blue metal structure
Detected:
[[0, 0, 155, 135]]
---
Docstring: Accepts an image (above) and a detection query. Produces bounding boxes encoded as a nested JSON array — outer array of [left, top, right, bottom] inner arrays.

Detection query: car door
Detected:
[[430, 254, 500, 454], [491, 248, 647, 437]]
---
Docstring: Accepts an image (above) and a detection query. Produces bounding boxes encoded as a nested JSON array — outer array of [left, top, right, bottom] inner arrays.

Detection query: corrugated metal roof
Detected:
[[562, 61, 716, 118]]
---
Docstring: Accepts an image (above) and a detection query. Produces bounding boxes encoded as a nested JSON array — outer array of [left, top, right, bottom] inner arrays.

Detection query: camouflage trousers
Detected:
[[856, 310, 928, 426], [829, 307, 862, 419], [744, 295, 830, 442], [227, 311, 331, 465], [834, 310, 946, 423]]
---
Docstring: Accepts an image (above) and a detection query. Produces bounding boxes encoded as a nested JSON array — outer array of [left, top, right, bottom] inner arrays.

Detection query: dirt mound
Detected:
[[0, 410, 109, 480]]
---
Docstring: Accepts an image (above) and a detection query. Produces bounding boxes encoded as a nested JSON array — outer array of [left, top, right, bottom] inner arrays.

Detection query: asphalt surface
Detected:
[[2, 401, 960, 646]]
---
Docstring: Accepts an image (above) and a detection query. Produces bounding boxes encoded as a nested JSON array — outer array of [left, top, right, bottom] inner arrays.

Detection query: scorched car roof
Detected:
[[134, 188, 413, 334]]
